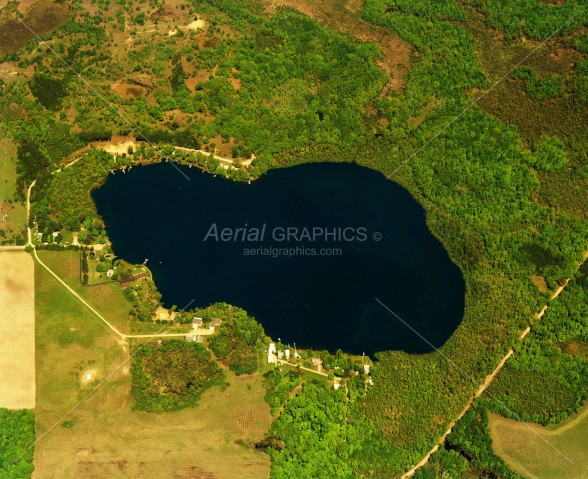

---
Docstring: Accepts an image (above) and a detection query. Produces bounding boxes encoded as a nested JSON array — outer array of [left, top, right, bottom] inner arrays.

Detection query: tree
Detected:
[[532, 135, 568, 172]]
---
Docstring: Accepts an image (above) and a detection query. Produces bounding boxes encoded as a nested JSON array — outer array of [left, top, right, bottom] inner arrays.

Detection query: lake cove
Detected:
[[93, 162, 465, 357]]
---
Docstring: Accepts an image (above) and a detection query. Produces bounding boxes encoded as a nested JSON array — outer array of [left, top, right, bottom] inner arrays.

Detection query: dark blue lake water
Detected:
[[92, 162, 464, 356]]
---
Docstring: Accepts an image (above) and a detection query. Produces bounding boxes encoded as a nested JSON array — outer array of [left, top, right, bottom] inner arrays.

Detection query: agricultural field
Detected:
[[34, 260, 272, 479], [489, 404, 588, 479], [0, 251, 35, 409]]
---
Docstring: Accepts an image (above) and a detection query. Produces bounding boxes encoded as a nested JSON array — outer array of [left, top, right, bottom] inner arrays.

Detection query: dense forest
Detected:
[[206, 303, 266, 375], [0, 409, 35, 479], [131, 340, 221, 412], [266, 378, 403, 478], [0, 0, 586, 476]]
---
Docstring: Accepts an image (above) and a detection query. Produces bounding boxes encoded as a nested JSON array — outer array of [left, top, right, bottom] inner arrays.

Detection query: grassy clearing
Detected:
[[37, 250, 131, 334], [488, 404, 588, 479]]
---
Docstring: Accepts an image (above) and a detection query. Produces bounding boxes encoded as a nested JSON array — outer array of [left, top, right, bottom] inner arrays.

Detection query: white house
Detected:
[[284, 349, 290, 360], [268, 342, 277, 364], [192, 317, 203, 328]]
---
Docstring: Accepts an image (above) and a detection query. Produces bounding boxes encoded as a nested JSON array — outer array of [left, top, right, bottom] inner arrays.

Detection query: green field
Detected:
[[37, 250, 194, 335], [34, 254, 272, 478], [489, 404, 588, 479], [0, 139, 27, 245], [0, 140, 18, 199], [38, 250, 132, 333]]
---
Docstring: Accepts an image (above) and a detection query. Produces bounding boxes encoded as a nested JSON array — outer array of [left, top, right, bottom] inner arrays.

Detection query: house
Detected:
[[363, 364, 370, 375], [311, 357, 323, 373], [209, 318, 222, 331], [0, 215, 6, 223], [284, 349, 290, 360], [267, 342, 277, 364], [192, 317, 203, 328], [186, 334, 203, 343], [277, 350, 284, 360], [106, 269, 114, 278]]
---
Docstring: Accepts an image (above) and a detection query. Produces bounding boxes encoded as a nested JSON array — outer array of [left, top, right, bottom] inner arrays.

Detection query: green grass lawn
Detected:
[[129, 321, 192, 334], [87, 257, 114, 285], [0, 140, 27, 244], [0, 140, 18, 200], [38, 250, 131, 334], [489, 404, 588, 479]]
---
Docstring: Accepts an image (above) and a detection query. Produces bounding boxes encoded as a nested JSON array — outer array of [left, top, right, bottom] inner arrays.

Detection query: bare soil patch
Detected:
[[186, 19, 206, 31], [207, 134, 236, 158], [93, 137, 141, 156], [530, 274, 549, 292], [0, 252, 35, 409], [266, 0, 414, 92], [111, 82, 148, 100]]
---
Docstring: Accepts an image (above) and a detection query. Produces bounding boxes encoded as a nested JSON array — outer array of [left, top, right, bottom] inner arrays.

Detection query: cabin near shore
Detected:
[[209, 318, 222, 331]]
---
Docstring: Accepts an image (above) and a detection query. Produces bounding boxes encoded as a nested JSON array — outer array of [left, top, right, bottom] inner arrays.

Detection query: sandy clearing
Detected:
[[186, 19, 206, 31], [0, 251, 35, 409], [98, 140, 141, 156]]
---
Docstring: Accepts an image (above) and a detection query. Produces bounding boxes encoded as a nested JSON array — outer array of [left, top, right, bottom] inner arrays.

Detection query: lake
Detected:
[[92, 162, 465, 356]]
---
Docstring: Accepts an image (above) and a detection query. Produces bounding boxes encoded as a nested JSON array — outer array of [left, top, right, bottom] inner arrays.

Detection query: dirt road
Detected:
[[400, 253, 588, 478]]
